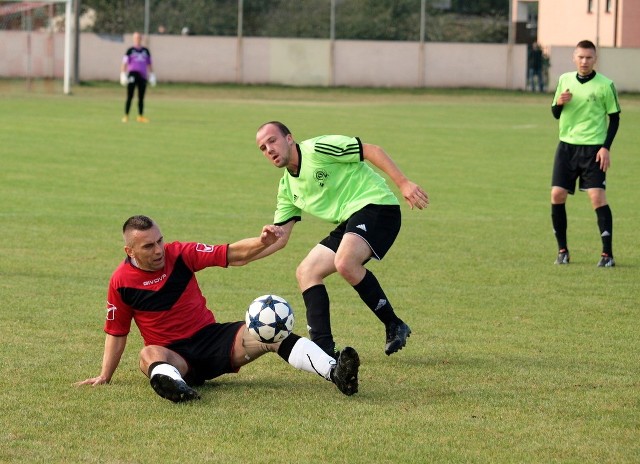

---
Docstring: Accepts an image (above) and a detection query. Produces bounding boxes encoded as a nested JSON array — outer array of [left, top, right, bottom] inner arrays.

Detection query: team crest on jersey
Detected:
[[314, 169, 329, 187], [196, 243, 215, 253]]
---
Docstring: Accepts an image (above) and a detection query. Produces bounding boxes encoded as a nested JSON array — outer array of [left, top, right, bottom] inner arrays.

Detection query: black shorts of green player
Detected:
[[552, 142, 606, 195], [319, 204, 401, 261]]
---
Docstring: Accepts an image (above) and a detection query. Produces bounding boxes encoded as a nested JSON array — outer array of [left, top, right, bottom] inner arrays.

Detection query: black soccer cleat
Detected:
[[331, 347, 360, 396], [597, 253, 615, 268], [384, 321, 411, 356], [150, 374, 201, 403], [554, 249, 570, 265]]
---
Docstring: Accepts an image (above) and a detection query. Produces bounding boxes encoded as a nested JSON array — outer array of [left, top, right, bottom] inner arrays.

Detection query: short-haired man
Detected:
[[76, 215, 360, 402], [254, 122, 429, 357], [550, 40, 621, 267]]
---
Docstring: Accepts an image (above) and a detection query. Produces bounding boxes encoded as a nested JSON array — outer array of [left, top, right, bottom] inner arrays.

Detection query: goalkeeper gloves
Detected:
[[120, 72, 128, 86], [148, 73, 157, 87]]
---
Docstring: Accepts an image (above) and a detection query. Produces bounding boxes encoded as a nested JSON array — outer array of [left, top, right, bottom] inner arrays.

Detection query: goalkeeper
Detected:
[[120, 32, 155, 123]]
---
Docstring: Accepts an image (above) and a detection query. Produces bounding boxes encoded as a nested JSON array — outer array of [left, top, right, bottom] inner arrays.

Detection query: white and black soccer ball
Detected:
[[245, 294, 294, 343]]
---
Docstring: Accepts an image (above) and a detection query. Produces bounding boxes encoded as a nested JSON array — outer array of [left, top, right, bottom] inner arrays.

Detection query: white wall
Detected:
[[547, 46, 640, 93], [3, 31, 638, 92]]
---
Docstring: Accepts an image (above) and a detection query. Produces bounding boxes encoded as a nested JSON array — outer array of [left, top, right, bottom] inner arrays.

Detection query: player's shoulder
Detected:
[[558, 71, 575, 82], [109, 258, 136, 287], [306, 134, 359, 152], [165, 240, 188, 255], [594, 72, 615, 85]]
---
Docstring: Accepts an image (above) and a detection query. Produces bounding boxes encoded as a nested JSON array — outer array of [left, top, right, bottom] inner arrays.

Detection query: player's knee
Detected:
[[551, 188, 567, 204], [296, 260, 317, 284], [334, 256, 359, 282]]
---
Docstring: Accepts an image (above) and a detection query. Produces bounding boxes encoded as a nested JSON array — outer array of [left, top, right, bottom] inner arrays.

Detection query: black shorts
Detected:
[[319, 204, 401, 260], [165, 321, 244, 386], [551, 142, 606, 194]]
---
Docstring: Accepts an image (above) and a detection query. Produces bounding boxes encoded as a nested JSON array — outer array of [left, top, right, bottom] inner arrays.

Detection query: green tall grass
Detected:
[[1, 82, 638, 463]]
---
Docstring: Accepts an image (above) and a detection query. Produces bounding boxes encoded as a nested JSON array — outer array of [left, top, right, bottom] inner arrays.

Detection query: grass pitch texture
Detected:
[[1, 83, 639, 463]]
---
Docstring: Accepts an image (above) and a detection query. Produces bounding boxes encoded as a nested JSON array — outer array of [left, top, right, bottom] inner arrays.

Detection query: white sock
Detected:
[[149, 363, 183, 382], [287, 337, 336, 381]]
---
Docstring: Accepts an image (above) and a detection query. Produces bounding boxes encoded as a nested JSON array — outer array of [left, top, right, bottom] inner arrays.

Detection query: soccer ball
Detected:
[[245, 294, 295, 343]]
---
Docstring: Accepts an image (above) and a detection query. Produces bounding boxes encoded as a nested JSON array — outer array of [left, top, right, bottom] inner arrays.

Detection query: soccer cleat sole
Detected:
[[150, 374, 200, 403], [333, 347, 360, 396]]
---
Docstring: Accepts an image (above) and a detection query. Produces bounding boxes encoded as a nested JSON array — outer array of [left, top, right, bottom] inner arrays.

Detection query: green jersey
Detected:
[[552, 71, 620, 145], [274, 135, 399, 225]]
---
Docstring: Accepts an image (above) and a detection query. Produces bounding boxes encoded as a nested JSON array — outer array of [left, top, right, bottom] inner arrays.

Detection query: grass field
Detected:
[[1, 81, 638, 463]]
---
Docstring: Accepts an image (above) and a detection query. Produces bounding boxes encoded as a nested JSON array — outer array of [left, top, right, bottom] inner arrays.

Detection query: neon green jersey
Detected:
[[552, 71, 620, 145], [274, 135, 399, 225]]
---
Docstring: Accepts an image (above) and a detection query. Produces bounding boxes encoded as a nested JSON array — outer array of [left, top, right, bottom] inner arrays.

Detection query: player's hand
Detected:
[[596, 147, 611, 172], [401, 181, 429, 210], [74, 375, 108, 387], [260, 225, 284, 246], [557, 88, 572, 105], [149, 73, 157, 87], [120, 72, 128, 86]]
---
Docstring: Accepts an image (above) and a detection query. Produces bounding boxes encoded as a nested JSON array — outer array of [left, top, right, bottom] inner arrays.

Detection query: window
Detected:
[[588, 0, 594, 13], [606, 0, 613, 13]]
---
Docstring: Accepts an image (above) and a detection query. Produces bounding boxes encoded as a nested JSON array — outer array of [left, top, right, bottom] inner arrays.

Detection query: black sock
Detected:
[[276, 333, 301, 362], [551, 203, 568, 251], [353, 269, 400, 326], [595, 205, 613, 256], [301, 285, 334, 354]]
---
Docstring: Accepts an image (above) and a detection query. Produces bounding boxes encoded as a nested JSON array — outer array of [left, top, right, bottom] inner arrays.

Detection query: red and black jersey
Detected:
[[105, 241, 229, 346]]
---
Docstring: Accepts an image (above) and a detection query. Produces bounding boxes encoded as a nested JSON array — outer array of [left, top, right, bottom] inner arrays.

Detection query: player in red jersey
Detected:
[[76, 215, 359, 402]]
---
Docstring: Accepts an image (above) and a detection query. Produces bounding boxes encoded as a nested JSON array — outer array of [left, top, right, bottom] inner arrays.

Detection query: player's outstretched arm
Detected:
[[75, 334, 127, 387], [363, 143, 429, 210], [227, 223, 292, 266]]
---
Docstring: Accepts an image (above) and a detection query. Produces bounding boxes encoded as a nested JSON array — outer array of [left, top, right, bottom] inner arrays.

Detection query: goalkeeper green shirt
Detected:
[[274, 135, 399, 225], [552, 71, 620, 145]]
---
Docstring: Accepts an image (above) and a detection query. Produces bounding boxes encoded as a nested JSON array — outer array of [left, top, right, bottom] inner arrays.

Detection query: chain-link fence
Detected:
[[77, 0, 508, 43], [0, 0, 515, 92]]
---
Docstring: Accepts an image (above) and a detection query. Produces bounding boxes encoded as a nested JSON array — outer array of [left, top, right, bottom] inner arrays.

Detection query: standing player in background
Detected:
[[120, 32, 155, 123], [253, 121, 428, 358], [550, 40, 621, 267]]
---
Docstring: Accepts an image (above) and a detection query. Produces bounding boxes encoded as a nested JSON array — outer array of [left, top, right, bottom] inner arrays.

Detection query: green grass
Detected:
[[1, 81, 639, 463]]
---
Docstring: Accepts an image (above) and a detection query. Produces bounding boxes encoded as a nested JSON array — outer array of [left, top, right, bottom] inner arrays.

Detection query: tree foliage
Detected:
[[81, 0, 508, 43]]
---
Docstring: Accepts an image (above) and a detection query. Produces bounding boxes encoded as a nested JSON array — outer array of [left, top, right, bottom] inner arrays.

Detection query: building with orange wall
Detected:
[[512, 0, 640, 48]]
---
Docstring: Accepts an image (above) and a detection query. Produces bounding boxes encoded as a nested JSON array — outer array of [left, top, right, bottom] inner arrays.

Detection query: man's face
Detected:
[[133, 32, 142, 47], [256, 124, 293, 169], [124, 224, 165, 271], [573, 47, 597, 76]]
